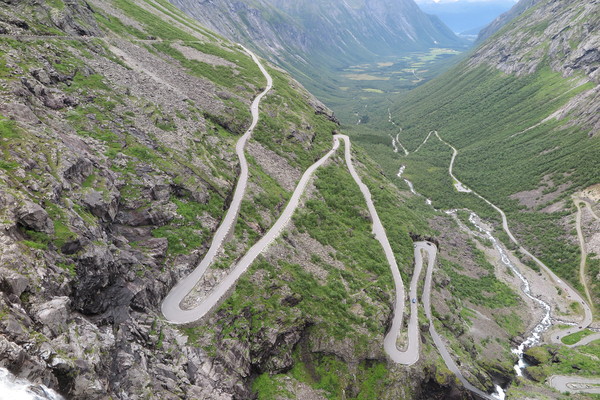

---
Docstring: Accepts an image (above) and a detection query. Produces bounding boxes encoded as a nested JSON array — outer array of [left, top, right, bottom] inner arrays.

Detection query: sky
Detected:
[[414, 0, 518, 3], [414, 0, 519, 34]]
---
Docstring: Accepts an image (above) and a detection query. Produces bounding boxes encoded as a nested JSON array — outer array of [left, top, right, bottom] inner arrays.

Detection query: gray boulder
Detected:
[[16, 201, 54, 235], [32, 297, 71, 336], [82, 190, 119, 222]]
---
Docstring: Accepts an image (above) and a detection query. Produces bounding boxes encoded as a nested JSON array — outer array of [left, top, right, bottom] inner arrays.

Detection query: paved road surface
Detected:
[[337, 135, 418, 365], [418, 242, 497, 400], [547, 375, 600, 395], [161, 46, 273, 323]]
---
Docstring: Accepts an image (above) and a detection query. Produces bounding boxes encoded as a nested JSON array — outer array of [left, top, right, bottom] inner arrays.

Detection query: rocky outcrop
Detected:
[[469, 0, 600, 132], [0, 0, 103, 36], [0, 0, 354, 398], [470, 0, 600, 80], [15, 201, 54, 235]]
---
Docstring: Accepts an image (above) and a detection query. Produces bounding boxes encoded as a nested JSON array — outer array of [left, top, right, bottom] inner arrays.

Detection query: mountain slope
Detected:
[[369, 0, 599, 315], [2, 0, 583, 398], [0, 0, 518, 399], [349, 1, 600, 397], [168, 0, 465, 93], [478, 0, 542, 40], [0, 0, 346, 397]]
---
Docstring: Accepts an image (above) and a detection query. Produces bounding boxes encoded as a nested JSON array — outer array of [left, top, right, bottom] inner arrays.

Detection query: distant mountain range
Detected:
[[169, 0, 466, 92], [415, 0, 518, 35]]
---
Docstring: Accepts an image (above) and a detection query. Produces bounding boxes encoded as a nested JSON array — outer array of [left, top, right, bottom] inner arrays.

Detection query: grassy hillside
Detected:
[[0, 0, 525, 398], [353, 0, 600, 294]]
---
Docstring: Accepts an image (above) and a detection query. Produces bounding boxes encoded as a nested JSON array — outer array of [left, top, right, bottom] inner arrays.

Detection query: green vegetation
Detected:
[[493, 312, 524, 337], [525, 342, 600, 381], [252, 374, 292, 400], [588, 253, 600, 307], [107, 0, 199, 41], [151, 42, 258, 90], [439, 258, 519, 308], [561, 329, 596, 346], [294, 163, 392, 287], [254, 67, 336, 169], [152, 196, 223, 257], [253, 353, 390, 400], [0, 118, 20, 139], [324, 48, 465, 123], [57, 262, 77, 277], [22, 240, 48, 250], [354, 62, 599, 291]]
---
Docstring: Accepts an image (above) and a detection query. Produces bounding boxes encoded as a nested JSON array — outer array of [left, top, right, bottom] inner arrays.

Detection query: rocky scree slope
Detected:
[[0, 0, 479, 399]]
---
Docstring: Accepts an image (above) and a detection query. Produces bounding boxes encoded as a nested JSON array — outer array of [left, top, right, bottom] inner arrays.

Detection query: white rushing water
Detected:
[[491, 384, 506, 400], [397, 165, 406, 178], [0, 368, 64, 400], [389, 134, 399, 153], [468, 212, 553, 376], [404, 179, 416, 194]]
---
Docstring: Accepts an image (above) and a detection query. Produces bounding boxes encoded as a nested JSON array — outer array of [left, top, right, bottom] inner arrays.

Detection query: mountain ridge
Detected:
[[168, 0, 465, 93]]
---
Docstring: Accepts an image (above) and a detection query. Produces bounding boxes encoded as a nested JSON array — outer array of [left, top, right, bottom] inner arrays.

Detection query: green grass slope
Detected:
[[355, 0, 599, 294]]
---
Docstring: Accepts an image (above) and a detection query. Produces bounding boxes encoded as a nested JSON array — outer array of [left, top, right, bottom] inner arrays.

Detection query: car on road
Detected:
[[412, 298, 416, 304]]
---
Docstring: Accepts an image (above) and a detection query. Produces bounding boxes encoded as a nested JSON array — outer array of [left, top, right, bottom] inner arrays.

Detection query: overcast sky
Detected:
[[414, 0, 518, 4]]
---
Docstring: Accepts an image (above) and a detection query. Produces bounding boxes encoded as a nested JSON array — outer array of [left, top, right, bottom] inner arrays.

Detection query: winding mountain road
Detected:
[[418, 242, 497, 400], [547, 375, 600, 395], [430, 131, 599, 396], [161, 50, 419, 368], [161, 44, 595, 400], [337, 135, 418, 365], [162, 45, 274, 324]]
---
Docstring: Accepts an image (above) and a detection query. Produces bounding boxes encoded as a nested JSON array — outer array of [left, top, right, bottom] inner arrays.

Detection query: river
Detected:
[[0, 367, 63, 400], [467, 212, 553, 376]]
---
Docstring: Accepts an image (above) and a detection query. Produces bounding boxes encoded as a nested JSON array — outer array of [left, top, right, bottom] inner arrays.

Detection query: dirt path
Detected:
[[432, 131, 594, 347], [574, 199, 594, 311]]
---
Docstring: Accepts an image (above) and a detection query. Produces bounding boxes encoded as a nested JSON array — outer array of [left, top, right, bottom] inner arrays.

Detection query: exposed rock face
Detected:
[[0, 1, 523, 400], [469, 0, 600, 132], [471, 1, 600, 80], [0, 0, 426, 398], [15, 201, 54, 235], [32, 297, 71, 336]]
